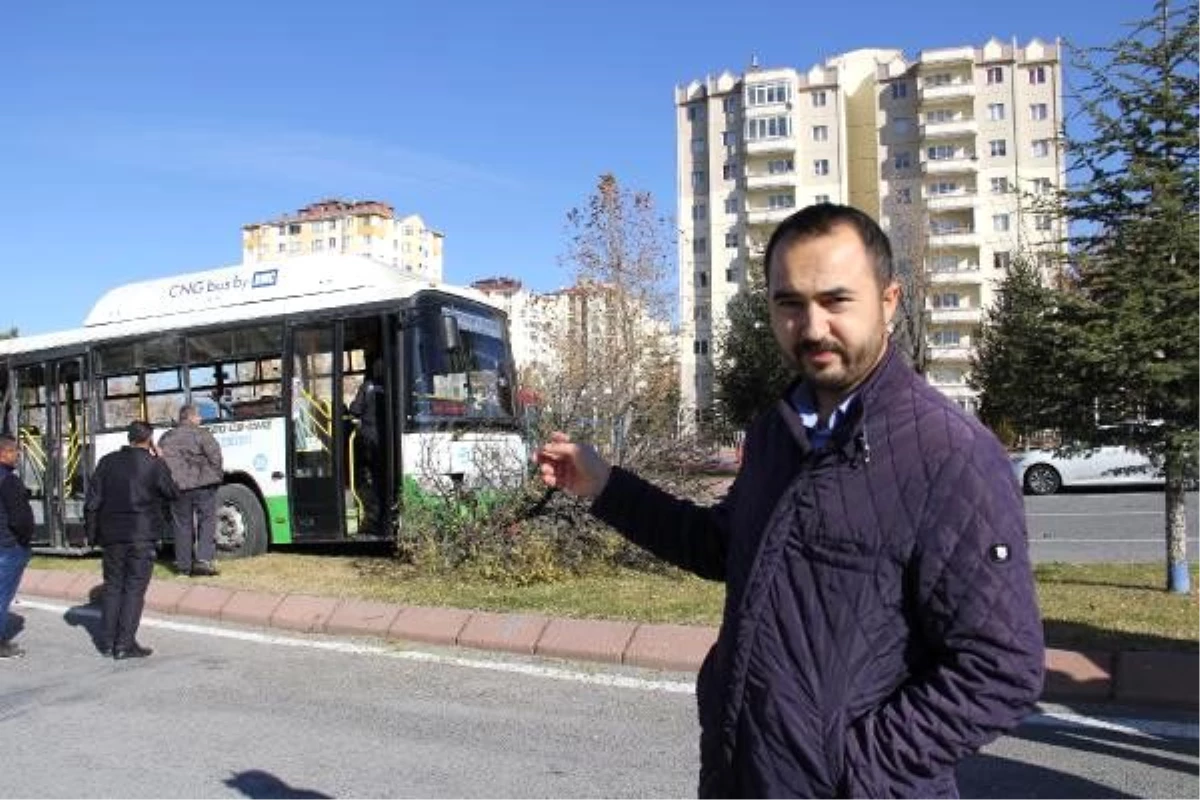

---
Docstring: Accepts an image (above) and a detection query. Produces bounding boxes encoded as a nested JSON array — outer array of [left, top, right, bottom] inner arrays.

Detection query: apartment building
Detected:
[[470, 276, 562, 376], [677, 38, 1064, 422], [242, 198, 445, 282]]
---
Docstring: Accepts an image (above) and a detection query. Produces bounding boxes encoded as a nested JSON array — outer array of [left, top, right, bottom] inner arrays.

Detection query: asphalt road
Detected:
[[1025, 490, 1199, 563], [4, 600, 1197, 799]]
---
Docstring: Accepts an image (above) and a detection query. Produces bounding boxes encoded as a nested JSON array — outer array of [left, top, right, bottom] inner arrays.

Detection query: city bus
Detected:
[[0, 254, 526, 558]]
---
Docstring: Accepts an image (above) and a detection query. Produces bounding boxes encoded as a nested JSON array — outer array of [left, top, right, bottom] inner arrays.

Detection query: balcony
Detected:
[[919, 83, 976, 102], [746, 171, 797, 191], [927, 226, 979, 248], [745, 137, 796, 156], [747, 207, 795, 226], [921, 156, 978, 175], [925, 191, 977, 211], [920, 119, 978, 139], [927, 307, 983, 324], [929, 266, 983, 284], [927, 346, 972, 362]]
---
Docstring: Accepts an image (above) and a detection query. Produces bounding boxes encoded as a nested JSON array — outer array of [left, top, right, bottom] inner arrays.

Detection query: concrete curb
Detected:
[[15, 568, 1198, 708]]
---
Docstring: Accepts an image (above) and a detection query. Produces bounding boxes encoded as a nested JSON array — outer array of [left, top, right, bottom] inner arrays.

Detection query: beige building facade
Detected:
[[242, 198, 445, 282], [677, 39, 1064, 423]]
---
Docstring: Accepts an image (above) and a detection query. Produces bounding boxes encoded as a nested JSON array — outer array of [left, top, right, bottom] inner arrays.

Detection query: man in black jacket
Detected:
[[86, 420, 179, 659], [0, 434, 35, 659], [537, 204, 1043, 797]]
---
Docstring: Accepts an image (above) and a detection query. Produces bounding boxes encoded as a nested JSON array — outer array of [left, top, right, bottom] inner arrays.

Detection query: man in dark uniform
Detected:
[[349, 356, 387, 534], [0, 434, 35, 659], [86, 420, 179, 659]]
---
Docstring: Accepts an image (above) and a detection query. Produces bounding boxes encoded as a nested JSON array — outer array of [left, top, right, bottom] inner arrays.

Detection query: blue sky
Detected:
[[2, 0, 1144, 336]]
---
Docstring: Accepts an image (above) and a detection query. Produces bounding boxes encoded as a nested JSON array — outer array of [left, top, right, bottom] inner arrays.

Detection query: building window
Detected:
[[812, 125, 828, 141], [686, 105, 701, 121], [896, 187, 912, 204], [693, 237, 708, 254], [1030, 103, 1048, 121], [722, 161, 737, 180], [993, 214, 1011, 232], [746, 116, 791, 140], [288, 223, 301, 235], [692, 204, 707, 221], [932, 292, 961, 308], [721, 130, 736, 147], [312, 239, 323, 252], [891, 81, 908, 99], [927, 108, 954, 123], [746, 82, 791, 106], [986, 66, 1004, 84], [930, 329, 962, 347], [927, 144, 956, 161], [811, 90, 827, 107], [994, 251, 1012, 270], [694, 339, 709, 355], [987, 103, 1005, 121], [328, 237, 337, 249], [1032, 139, 1051, 158], [1032, 177, 1053, 194], [990, 139, 1007, 157], [724, 196, 739, 214], [991, 177, 1009, 194], [1029, 65, 1047, 84], [768, 192, 796, 210], [691, 138, 705, 154], [726, 267, 737, 282], [698, 271, 708, 287], [814, 159, 830, 176], [894, 152, 912, 169], [815, 194, 830, 204], [288, 240, 301, 253], [768, 158, 794, 174], [725, 231, 739, 248], [692, 170, 706, 189], [277, 243, 286, 253], [1035, 214, 1053, 231], [722, 96, 737, 114], [928, 181, 960, 195]]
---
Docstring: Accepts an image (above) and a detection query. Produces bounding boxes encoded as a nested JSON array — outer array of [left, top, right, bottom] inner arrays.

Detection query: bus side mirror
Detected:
[[440, 315, 462, 352]]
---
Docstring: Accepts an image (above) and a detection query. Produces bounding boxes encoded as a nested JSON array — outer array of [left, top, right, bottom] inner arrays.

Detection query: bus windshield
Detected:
[[407, 305, 516, 425]]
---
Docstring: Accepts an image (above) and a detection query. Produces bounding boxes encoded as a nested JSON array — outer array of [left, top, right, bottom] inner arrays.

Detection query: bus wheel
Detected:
[[215, 484, 268, 559]]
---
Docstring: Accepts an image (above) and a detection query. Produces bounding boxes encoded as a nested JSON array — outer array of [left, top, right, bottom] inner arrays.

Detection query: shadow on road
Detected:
[[224, 769, 332, 799], [959, 713, 1198, 798]]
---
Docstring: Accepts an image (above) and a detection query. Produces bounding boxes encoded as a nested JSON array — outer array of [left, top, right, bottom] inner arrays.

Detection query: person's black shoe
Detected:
[[190, 561, 220, 577], [171, 565, 192, 577], [113, 643, 153, 660], [0, 640, 26, 659], [97, 644, 114, 658]]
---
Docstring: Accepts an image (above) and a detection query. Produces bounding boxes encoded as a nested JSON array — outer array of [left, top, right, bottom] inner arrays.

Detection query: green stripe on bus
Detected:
[[265, 495, 292, 544]]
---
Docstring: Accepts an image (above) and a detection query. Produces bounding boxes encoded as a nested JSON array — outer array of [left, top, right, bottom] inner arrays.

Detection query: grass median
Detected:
[[28, 554, 1198, 653]]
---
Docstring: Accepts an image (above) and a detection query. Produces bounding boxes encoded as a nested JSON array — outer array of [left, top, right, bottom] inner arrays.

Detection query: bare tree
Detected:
[[884, 201, 932, 374]]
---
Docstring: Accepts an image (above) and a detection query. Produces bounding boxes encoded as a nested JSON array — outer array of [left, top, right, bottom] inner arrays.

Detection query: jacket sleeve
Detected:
[[156, 460, 181, 501], [589, 467, 733, 581], [841, 442, 1044, 797], [1, 473, 35, 547], [84, 458, 105, 543], [202, 430, 223, 473]]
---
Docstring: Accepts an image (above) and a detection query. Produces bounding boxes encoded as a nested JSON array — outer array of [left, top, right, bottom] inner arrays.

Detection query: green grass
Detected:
[[29, 555, 1198, 651]]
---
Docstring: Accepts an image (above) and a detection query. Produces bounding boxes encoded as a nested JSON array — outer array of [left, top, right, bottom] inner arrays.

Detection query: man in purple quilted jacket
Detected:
[[537, 203, 1044, 798]]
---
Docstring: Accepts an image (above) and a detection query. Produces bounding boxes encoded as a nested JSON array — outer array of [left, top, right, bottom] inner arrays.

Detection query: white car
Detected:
[[1010, 444, 1162, 495]]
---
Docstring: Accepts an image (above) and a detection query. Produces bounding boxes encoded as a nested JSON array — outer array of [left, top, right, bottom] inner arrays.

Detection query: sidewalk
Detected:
[[16, 567, 1198, 709]]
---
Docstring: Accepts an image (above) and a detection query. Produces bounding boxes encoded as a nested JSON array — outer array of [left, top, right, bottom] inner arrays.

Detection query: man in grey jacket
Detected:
[[158, 405, 224, 576]]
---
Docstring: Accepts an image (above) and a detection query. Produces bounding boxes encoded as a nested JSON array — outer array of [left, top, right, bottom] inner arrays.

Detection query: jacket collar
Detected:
[[776, 343, 909, 462]]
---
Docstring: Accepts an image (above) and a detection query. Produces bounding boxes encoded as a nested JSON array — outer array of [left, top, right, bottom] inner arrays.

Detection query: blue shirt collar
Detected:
[[791, 384, 858, 448]]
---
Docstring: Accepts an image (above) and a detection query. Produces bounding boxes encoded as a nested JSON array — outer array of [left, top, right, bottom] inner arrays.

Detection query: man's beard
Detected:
[[789, 336, 883, 393]]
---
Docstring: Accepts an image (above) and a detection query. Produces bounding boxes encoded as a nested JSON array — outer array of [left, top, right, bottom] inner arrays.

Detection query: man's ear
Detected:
[[883, 280, 901, 328]]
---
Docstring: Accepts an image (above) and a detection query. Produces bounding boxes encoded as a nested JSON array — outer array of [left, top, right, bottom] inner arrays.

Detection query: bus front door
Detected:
[[15, 358, 89, 550]]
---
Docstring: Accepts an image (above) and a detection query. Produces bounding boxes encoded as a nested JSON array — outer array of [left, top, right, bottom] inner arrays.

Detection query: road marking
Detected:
[[1030, 537, 1200, 543], [16, 598, 696, 695], [19, 598, 1197, 740], [1027, 511, 1162, 517]]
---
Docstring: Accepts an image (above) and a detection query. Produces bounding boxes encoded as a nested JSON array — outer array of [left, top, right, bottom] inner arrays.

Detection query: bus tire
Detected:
[[214, 483, 268, 559]]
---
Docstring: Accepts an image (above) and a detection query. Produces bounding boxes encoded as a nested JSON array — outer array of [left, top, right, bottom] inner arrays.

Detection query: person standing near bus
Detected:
[[86, 421, 179, 659], [0, 434, 35, 660], [158, 404, 224, 577], [349, 356, 387, 534]]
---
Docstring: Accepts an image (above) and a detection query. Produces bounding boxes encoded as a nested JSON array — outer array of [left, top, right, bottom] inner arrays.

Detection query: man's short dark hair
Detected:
[[763, 202, 895, 289], [127, 420, 154, 444], [178, 404, 197, 423]]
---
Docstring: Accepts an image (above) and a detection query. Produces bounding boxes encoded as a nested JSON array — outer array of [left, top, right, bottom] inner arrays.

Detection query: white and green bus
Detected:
[[0, 254, 526, 557]]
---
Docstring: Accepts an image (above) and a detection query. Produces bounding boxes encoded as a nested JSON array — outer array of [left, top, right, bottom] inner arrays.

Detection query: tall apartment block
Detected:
[[241, 198, 445, 282], [677, 39, 1064, 423]]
